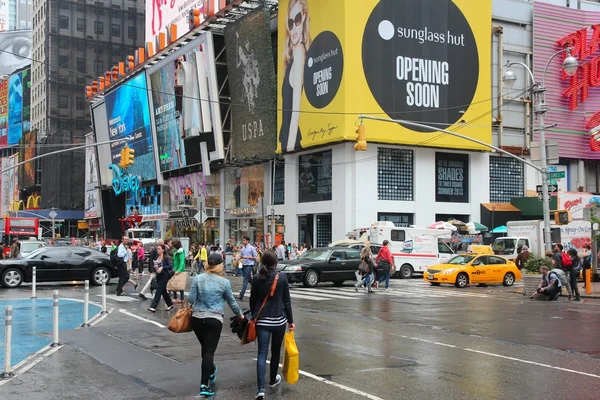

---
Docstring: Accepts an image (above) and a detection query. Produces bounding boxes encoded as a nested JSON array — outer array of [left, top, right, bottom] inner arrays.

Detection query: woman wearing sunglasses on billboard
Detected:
[[279, 0, 312, 154]]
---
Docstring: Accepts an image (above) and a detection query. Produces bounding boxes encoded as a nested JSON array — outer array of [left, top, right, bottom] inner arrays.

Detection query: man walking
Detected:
[[116, 236, 131, 296], [276, 241, 286, 261], [139, 239, 163, 300], [237, 235, 257, 301]]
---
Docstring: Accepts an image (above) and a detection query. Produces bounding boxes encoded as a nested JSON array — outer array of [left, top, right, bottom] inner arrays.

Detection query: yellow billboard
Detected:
[[277, 0, 492, 153]]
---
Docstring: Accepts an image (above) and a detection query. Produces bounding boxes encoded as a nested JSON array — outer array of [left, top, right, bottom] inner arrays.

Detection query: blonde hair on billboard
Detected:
[[283, 0, 312, 69]]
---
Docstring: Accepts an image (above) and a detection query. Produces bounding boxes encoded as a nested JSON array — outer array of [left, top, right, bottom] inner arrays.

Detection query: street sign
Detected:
[[536, 185, 557, 193], [49, 210, 58, 219], [547, 171, 565, 180], [267, 215, 283, 221], [193, 210, 208, 224]]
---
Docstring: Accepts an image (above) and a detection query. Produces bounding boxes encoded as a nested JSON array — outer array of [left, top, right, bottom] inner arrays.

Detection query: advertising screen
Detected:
[[22, 69, 30, 138], [104, 72, 157, 181], [298, 150, 332, 203], [224, 6, 277, 161], [0, 30, 32, 77], [8, 71, 22, 145], [277, 0, 491, 153], [0, 79, 6, 148], [1, 157, 9, 216], [435, 152, 469, 203], [84, 133, 100, 219], [19, 129, 36, 189]]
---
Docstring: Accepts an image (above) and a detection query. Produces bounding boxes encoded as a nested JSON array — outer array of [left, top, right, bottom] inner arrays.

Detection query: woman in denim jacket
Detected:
[[187, 253, 244, 397]]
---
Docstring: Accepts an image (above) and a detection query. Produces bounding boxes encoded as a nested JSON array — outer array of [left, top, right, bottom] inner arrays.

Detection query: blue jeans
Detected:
[[238, 265, 253, 297], [378, 268, 390, 289], [359, 272, 373, 287], [256, 324, 286, 390]]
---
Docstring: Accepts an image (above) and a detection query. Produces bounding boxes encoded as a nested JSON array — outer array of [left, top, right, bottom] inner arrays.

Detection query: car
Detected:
[[0, 246, 120, 288], [19, 240, 47, 257], [277, 247, 363, 288], [423, 253, 522, 288]]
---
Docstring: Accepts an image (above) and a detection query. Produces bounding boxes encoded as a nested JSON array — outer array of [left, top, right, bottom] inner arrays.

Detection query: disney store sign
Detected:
[[109, 164, 141, 196]]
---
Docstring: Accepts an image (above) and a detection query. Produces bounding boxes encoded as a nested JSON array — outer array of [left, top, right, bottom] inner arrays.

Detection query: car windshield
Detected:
[[447, 255, 476, 265], [493, 238, 517, 255], [297, 249, 331, 261], [24, 247, 46, 259]]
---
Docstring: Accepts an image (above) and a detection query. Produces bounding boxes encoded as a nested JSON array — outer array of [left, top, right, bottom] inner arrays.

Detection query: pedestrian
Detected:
[[100, 239, 107, 254], [148, 244, 174, 312], [238, 235, 258, 301], [169, 239, 186, 303], [551, 244, 573, 299], [250, 250, 295, 400], [116, 237, 137, 295], [276, 241, 286, 261], [582, 243, 592, 288], [189, 244, 198, 275], [567, 248, 581, 301], [289, 243, 298, 260], [515, 245, 531, 296], [200, 243, 208, 272], [139, 239, 163, 300], [375, 240, 394, 291], [10, 238, 20, 259], [355, 242, 374, 293], [187, 253, 244, 397], [531, 265, 561, 300]]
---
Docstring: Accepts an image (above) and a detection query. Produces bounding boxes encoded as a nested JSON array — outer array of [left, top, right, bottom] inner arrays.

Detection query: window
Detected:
[[58, 55, 68, 67], [273, 160, 285, 205], [76, 58, 85, 72], [94, 60, 103, 76], [94, 21, 103, 34], [111, 23, 120, 37], [487, 256, 507, 265], [59, 15, 69, 29], [377, 148, 413, 201], [58, 95, 68, 109], [76, 96, 84, 110], [489, 156, 524, 203], [390, 230, 406, 242], [346, 249, 361, 260], [330, 251, 346, 261], [438, 243, 453, 254], [77, 18, 85, 32], [128, 25, 136, 40]]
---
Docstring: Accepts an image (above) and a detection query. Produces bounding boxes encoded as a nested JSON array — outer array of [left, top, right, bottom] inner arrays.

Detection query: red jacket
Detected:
[[376, 246, 394, 265]]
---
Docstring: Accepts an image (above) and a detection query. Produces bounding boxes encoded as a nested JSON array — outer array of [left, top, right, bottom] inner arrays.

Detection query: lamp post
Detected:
[[502, 49, 578, 252]]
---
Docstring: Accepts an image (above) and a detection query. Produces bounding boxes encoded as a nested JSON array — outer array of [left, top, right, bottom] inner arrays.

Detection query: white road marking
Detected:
[[96, 294, 136, 302], [119, 308, 166, 328], [89, 308, 114, 326]]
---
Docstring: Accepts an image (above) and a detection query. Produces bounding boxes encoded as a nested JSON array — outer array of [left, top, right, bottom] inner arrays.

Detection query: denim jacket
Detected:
[[188, 273, 242, 317]]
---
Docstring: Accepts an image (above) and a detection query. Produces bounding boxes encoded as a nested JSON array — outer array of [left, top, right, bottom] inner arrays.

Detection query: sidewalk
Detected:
[[518, 274, 600, 299]]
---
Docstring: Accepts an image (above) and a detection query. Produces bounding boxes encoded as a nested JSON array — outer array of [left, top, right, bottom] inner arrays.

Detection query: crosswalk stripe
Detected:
[[290, 290, 364, 300], [287, 292, 339, 301], [293, 287, 365, 297]]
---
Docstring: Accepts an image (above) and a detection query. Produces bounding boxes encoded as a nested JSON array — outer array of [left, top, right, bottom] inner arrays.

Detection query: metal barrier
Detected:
[[51, 291, 60, 347], [31, 267, 37, 299], [1, 306, 14, 378]]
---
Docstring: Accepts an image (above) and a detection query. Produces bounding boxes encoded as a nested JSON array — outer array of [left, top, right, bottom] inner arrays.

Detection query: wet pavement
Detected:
[[0, 274, 600, 399]]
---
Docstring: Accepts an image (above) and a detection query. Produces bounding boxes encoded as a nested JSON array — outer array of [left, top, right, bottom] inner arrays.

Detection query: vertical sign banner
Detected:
[[19, 129, 36, 189], [224, 6, 277, 161], [534, 3, 600, 159], [0, 157, 8, 216], [7, 72, 22, 145], [104, 73, 157, 181], [21, 69, 30, 138], [8, 153, 17, 206], [84, 133, 100, 219], [0, 78, 7, 148], [298, 150, 332, 203], [277, 0, 491, 153], [435, 152, 469, 203]]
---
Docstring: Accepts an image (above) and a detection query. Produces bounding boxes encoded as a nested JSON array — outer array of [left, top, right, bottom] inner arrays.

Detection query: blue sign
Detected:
[[109, 164, 141, 196]]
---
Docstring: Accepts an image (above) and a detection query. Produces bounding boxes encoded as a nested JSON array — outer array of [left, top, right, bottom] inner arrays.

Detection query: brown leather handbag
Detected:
[[168, 299, 194, 333], [241, 273, 279, 345]]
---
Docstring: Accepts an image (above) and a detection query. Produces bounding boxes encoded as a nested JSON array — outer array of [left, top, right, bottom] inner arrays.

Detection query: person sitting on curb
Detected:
[[531, 265, 561, 301]]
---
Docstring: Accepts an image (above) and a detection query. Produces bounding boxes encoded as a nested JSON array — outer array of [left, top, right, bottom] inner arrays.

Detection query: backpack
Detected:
[[549, 270, 567, 287], [560, 252, 573, 268], [110, 249, 124, 266]]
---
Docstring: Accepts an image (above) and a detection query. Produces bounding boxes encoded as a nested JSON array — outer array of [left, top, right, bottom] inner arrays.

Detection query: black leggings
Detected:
[[191, 317, 223, 385]]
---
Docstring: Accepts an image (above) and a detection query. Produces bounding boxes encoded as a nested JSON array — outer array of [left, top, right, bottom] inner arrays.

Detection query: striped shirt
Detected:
[[256, 315, 287, 327]]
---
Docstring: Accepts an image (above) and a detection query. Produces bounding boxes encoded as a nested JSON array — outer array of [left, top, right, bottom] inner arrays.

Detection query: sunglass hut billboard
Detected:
[[277, 0, 491, 154]]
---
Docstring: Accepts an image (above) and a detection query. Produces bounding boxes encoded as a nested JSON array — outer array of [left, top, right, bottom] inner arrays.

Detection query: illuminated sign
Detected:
[[109, 164, 141, 196]]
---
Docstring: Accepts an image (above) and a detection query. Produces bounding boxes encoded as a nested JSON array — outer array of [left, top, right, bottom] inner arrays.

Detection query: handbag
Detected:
[[241, 273, 280, 345], [282, 330, 299, 384], [167, 271, 186, 291], [359, 260, 369, 273], [378, 258, 391, 270], [167, 299, 193, 333]]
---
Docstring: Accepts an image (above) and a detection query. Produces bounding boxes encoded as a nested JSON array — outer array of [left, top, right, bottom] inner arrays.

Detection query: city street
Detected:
[[1, 275, 600, 399]]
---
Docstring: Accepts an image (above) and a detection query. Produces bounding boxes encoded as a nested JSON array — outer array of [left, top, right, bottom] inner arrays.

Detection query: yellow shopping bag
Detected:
[[282, 330, 299, 384]]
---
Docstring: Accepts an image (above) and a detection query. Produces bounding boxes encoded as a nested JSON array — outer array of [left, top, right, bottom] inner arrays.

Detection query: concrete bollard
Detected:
[[82, 280, 90, 327], [101, 278, 107, 314], [51, 290, 60, 347], [31, 266, 37, 299], [1, 306, 14, 378]]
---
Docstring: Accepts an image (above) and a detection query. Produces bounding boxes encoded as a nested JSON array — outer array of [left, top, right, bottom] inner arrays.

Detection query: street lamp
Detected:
[[502, 48, 579, 252]]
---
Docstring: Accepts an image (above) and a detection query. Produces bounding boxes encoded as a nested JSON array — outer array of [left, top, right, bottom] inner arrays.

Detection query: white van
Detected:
[[368, 221, 454, 278]]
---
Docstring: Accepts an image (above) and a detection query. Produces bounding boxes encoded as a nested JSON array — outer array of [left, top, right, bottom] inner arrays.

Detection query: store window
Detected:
[[489, 156, 524, 203], [273, 160, 285, 205], [225, 165, 265, 209], [316, 214, 332, 248], [377, 148, 413, 201]]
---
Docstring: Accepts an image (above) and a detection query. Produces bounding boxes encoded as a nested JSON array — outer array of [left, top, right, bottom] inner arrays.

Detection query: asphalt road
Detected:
[[1, 274, 600, 400]]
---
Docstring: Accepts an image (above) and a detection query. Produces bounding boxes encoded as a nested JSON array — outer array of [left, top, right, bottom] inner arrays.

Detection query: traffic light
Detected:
[[554, 210, 571, 225], [119, 146, 135, 169], [354, 123, 367, 151]]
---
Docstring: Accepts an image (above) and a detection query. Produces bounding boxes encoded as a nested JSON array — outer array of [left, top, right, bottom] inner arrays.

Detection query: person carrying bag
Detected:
[[249, 250, 295, 400]]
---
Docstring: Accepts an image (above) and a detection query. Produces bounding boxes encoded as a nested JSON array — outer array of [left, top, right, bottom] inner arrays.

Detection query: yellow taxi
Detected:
[[422, 253, 522, 288]]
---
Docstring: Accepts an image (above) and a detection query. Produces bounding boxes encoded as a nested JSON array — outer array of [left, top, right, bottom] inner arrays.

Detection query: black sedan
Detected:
[[277, 247, 363, 288], [0, 247, 120, 288]]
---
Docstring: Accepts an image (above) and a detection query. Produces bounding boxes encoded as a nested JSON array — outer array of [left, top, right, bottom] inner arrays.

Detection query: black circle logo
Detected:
[[362, 0, 479, 132], [304, 31, 344, 109]]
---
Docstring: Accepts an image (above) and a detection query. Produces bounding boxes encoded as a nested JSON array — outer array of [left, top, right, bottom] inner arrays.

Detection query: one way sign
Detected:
[[536, 185, 558, 193]]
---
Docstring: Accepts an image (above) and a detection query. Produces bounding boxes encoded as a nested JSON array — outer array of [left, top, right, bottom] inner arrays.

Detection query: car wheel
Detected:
[[332, 280, 344, 287], [430, 282, 441, 286], [92, 267, 111, 286], [399, 264, 413, 279], [502, 272, 515, 287], [1, 268, 24, 288], [303, 269, 319, 288], [455, 273, 469, 288]]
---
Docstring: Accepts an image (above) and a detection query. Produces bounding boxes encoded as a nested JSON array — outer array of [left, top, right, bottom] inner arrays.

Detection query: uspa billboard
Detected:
[[224, 6, 277, 161], [104, 72, 157, 181], [277, 0, 491, 153]]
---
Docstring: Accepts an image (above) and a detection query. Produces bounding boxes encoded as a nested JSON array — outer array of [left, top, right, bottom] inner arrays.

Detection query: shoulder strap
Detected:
[[253, 273, 280, 321]]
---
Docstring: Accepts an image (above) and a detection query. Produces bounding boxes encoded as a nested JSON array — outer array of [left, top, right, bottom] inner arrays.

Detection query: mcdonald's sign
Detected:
[[9, 201, 24, 211], [26, 194, 41, 210]]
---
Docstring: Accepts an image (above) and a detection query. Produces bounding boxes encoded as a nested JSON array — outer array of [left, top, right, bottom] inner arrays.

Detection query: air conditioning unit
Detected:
[[205, 208, 219, 218]]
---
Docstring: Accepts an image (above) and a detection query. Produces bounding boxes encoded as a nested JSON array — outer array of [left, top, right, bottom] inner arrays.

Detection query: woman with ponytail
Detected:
[[250, 250, 295, 400]]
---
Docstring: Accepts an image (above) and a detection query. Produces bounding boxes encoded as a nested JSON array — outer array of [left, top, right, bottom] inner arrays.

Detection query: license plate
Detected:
[[428, 275, 435, 280]]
